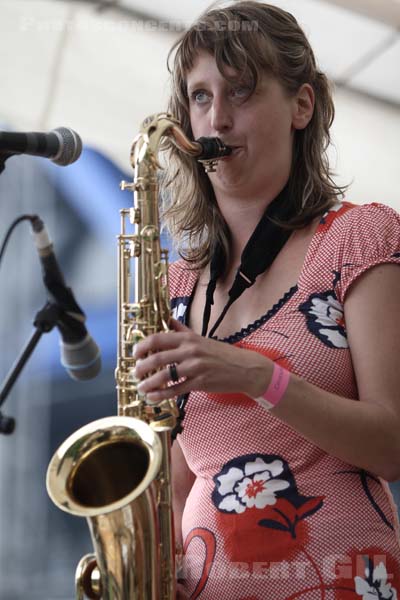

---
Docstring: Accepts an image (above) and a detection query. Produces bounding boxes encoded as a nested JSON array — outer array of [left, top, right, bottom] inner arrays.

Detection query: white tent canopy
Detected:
[[2, 0, 400, 208]]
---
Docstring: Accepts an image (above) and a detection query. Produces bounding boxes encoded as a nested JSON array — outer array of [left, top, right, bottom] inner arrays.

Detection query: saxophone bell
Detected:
[[47, 416, 163, 599]]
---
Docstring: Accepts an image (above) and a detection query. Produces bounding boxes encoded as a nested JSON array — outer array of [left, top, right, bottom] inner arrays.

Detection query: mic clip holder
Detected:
[[0, 151, 16, 175], [0, 301, 62, 435]]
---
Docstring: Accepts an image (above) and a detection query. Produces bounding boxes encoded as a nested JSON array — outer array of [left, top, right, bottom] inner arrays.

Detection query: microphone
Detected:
[[31, 216, 101, 380], [0, 127, 82, 166]]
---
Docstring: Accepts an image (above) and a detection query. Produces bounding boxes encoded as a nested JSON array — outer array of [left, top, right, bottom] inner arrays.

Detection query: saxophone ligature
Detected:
[[46, 113, 231, 600]]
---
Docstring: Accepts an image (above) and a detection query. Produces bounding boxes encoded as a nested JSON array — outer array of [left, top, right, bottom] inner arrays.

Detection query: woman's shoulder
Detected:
[[169, 257, 197, 278], [313, 200, 400, 303], [317, 200, 400, 238], [169, 258, 199, 297]]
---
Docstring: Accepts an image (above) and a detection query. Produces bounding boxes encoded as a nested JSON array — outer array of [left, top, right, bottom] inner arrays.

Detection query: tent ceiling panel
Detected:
[[3, 1, 72, 129], [78, 0, 400, 107], [320, 0, 400, 28], [267, 0, 394, 81], [1, 0, 400, 169], [112, 0, 400, 28], [350, 38, 400, 106], [49, 7, 172, 167]]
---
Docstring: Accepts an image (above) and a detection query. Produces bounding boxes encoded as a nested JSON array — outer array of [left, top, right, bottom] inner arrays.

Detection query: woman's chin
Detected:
[[211, 161, 245, 189], [212, 172, 244, 192]]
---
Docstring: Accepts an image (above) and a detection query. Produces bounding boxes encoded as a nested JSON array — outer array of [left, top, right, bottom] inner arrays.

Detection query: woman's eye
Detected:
[[230, 86, 251, 100], [191, 90, 210, 104]]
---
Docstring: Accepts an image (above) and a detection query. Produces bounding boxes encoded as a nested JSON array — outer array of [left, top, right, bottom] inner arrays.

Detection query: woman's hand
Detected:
[[133, 318, 272, 403]]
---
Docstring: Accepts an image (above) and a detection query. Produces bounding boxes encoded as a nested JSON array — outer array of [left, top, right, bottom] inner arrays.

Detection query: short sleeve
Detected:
[[169, 260, 196, 296], [333, 203, 400, 303]]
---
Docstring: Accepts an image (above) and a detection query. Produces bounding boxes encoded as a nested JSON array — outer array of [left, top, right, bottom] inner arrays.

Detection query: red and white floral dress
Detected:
[[169, 202, 400, 600]]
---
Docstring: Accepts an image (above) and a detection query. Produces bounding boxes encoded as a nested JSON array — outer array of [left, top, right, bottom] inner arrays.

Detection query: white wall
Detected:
[[331, 86, 400, 212]]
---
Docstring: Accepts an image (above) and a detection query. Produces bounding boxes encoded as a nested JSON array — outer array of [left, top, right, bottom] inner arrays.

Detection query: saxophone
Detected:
[[46, 113, 231, 600]]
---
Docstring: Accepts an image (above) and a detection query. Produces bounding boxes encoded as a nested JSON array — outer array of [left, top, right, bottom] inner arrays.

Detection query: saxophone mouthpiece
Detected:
[[195, 137, 233, 160], [194, 137, 233, 173]]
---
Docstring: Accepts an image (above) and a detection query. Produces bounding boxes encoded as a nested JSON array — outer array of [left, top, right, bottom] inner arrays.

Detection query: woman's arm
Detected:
[[270, 263, 400, 481], [135, 263, 400, 480]]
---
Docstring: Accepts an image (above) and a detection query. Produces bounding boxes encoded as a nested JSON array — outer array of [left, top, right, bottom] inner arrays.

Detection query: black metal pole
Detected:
[[0, 329, 43, 407], [0, 302, 59, 434]]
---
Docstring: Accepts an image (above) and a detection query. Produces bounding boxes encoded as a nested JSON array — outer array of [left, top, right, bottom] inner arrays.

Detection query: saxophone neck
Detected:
[[131, 112, 232, 173]]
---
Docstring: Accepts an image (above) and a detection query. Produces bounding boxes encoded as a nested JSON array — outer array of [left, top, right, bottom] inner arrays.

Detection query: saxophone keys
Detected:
[[198, 158, 219, 172], [129, 207, 141, 224], [120, 179, 135, 191], [129, 240, 141, 257], [75, 554, 101, 599]]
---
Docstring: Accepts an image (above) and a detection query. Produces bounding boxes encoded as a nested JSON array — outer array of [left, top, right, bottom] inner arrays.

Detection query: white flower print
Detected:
[[216, 458, 290, 514], [300, 291, 348, 349], [355, 562, 397, 600], [309, 295, 344, 329], [217, 467, 244, 495], [171, 300, 188, 322], [236, 473, 290, 508], [245, 457, 284, 478]]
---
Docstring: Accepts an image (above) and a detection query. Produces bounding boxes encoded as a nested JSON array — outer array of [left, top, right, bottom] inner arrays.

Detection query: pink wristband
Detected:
[[254, 364, 290, 410]]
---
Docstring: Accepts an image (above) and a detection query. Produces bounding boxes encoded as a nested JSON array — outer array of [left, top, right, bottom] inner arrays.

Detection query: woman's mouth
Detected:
[[220, 146, 242, 160]]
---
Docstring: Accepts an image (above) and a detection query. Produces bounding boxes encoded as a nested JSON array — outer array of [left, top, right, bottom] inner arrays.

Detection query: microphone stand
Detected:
[[0, 301, 60, 435]]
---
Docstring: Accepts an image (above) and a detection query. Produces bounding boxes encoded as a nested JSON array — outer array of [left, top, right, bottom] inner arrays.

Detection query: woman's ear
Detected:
[[292, 83, 315, 130]]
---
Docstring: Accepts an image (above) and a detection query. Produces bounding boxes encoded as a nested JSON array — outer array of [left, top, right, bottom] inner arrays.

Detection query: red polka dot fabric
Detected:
[[169, 202, 400, 599]]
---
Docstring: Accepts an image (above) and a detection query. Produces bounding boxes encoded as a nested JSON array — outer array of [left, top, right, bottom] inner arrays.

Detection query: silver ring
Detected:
[[169, 363, 179, 383]]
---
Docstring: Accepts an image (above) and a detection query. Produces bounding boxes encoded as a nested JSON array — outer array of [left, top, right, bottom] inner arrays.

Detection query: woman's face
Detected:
[[186, 50, 312, 202]]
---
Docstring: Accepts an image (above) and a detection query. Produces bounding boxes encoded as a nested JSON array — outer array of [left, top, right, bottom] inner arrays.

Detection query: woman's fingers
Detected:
[[169, 317, 190, 332], [134, 330, 190, 359], [137, 362, 185, 392], [133, 327, 272, 399], [134, 319, 192, 361], [135, 348, 186, 379], [143, 381, 188, 404]]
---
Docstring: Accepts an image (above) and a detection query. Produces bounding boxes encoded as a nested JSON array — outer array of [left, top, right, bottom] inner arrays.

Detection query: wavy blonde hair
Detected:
[[162, 1, 345, 267]]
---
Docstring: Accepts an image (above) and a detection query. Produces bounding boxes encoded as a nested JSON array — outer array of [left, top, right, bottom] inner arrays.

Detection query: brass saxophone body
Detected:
[[46, 113, 231, 600]]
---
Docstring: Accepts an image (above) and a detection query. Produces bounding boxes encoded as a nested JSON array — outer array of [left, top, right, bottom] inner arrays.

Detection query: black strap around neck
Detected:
[[201, 242, 224, 336], [202, 184, 293, 338]]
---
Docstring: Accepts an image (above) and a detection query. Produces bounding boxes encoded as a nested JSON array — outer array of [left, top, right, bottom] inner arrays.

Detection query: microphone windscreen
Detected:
[[53, 127, 82, 166], [60, 335, 101, 381]]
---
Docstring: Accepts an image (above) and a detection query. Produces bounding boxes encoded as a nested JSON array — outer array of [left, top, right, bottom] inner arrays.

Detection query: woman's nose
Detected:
[[210, 96, 233, 134]]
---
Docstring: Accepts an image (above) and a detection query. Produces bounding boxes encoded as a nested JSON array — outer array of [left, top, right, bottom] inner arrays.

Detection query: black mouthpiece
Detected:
[[195, 137, 232, 160]]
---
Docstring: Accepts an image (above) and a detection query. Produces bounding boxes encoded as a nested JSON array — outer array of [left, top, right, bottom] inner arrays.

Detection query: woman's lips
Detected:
[[220, 146, 242, 160]]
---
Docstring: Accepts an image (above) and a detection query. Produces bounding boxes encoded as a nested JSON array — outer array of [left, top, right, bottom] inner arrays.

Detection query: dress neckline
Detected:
[[180, 206, 337, 344]]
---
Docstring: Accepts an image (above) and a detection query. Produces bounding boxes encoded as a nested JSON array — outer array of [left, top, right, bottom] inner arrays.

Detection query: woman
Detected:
[[134, 2, 400, 598]]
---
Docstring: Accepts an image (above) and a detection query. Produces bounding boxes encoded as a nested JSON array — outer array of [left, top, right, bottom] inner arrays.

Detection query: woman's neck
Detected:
[[214, 185, 285, 267]]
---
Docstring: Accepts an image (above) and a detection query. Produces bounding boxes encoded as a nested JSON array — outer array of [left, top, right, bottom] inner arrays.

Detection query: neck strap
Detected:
[[202, 184, 293, 338]]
